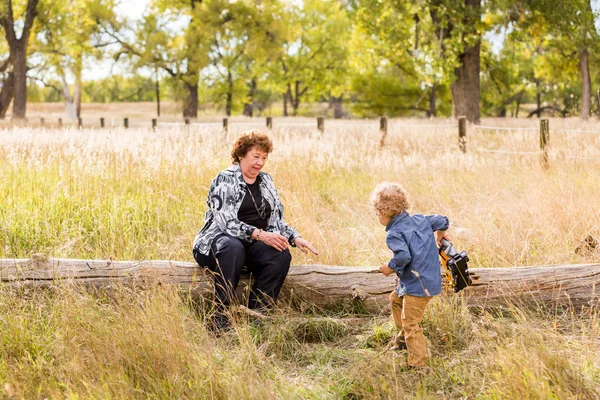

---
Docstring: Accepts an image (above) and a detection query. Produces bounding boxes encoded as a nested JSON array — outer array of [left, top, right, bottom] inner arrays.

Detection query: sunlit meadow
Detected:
[[1, 117, 599, 398]]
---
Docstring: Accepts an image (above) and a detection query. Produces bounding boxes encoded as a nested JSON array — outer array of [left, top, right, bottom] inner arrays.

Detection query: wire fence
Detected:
[[2, 115, 600, 164]]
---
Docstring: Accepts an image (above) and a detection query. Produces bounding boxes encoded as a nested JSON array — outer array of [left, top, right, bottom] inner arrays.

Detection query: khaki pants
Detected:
[[390, 291, 431, 367]]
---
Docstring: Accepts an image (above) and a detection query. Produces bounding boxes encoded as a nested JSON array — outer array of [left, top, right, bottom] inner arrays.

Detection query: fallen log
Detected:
[[1, 255, 599, 311]]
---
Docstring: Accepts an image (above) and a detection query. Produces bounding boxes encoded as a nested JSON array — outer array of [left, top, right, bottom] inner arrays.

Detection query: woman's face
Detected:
[[239, 146, 268, 180]]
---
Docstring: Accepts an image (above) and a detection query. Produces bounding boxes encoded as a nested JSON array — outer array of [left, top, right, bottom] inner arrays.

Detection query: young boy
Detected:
[[371, 182, 449, 370]]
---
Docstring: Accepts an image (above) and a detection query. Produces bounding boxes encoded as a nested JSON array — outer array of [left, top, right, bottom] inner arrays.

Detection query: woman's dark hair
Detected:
[[231, 130, 274, 164]]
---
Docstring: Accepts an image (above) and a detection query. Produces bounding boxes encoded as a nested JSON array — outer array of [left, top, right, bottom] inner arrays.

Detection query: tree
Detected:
[[480, 15, 540, 118], [199, 0, 285, 116], [351, 0, 485, 122], [429, 0, 483, 123], [271, 0, 350, 116], [98, 0, 210, 118], [0, 0, 41, 120], [0, 35, 13, 118], [351, 0, 447, 117], [519, 0, 598, 119], [34, 0, 115, 119]]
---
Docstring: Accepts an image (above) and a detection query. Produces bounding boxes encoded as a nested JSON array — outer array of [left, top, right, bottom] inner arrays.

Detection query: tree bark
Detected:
[[0, 70, 15, 119], [579, 47, 591, 120], [430, 0, 480, 123], [61, 74, 77, 120], [0, 0, 40, 120], [451, 0, 481, 125], [451, 36, 481, 123], [74, 54, 83, 118], [329, 95, 344, 119], [10, 45, 28, 120], [429, 84, 437, 117], [154, 65, 160, 117], [283, 90, 288, 117], [183, 82, 198, 118], [292, 81, 300, 116], [290, 80, 307, 117], [225, 69, 233, 116], [243, 78, 257, 117], [2, 257, 599, 311]]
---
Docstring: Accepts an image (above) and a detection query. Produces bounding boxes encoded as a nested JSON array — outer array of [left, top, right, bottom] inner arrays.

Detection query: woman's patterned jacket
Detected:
[[193, 164, 300, 256]]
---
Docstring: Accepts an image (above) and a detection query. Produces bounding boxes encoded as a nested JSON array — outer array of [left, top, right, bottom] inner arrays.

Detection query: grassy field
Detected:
[[1, 117, 600, 398]]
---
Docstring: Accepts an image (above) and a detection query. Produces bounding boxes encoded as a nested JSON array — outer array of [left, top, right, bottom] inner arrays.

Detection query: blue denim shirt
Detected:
[[386, 211, 449, 297]]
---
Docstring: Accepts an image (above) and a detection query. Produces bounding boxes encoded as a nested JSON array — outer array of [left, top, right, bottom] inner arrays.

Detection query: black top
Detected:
[[237, 178, 271, 230]]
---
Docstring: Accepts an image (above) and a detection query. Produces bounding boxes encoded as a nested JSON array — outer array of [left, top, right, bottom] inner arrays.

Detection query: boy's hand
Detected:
[[436, 231, 450, 246], [380, 263, 395, 276]]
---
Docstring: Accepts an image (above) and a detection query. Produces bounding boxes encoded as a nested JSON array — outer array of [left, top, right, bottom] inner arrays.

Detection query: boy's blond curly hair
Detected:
[[370, 182, 410, 218]]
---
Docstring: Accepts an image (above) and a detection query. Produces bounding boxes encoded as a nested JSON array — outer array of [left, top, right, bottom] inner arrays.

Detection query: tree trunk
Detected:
[[225, 69, 233, 117], [3, 257, 600, 311], [1, 0, 40, 121], [74, 55, 82, 118], [154, 65, 160, 117], [61, 74, 77, 120], [292, 80, 300, 116], [579, 47, 591, 120], [451, 40, 480, 123], [535, 89, 542, 118], [283, 90, 288, 117], [0, 70, 15, 119], [243, 78, 257, 117], [183, 82, 198, 118], [11, 46, 27, 120], [429, 84, 437, 117], [450, 0, 481, 124], [329, 95, 344, 119]]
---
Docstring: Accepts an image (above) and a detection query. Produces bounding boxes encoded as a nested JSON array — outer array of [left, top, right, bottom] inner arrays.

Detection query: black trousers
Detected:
[[193, 234, 292, 312]]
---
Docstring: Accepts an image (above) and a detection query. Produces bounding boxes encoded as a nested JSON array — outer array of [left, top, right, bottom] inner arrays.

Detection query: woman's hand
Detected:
[[258, 231, 289, 252], [294, 237, 319, 256]]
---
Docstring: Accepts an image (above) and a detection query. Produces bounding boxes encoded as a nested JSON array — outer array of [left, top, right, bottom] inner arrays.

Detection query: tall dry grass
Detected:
[[1, 117, 600, 398], [2, 117, 600, 267]]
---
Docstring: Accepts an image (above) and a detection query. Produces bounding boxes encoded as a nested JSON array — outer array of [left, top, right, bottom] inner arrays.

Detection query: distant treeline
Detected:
[[1, 0, 599, 121], [26, 76, 173, 104]]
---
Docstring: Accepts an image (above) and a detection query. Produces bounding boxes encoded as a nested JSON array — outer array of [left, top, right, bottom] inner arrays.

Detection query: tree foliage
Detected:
[[2, 0, 599, 119]]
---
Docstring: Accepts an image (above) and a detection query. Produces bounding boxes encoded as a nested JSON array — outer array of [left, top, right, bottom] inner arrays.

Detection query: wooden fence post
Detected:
[[152, 118, 157, 130], [540, 119, 549, 169], [458, 116, 467, 153], [184, 118, 190, 125], [58, 118, 62, 128], [379, 116, 388, 147], [78, 118, 83, 129], [266, 116, 272, 130], [223, 117, 228, 134], [100, 117, 105, 128], [40, 117, 44, 127], [317, 116, 324, 134], [124, 118, 129, 129]]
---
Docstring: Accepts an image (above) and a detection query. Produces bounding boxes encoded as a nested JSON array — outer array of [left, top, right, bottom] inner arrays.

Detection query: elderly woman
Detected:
[[193, 130, 318, 331]]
